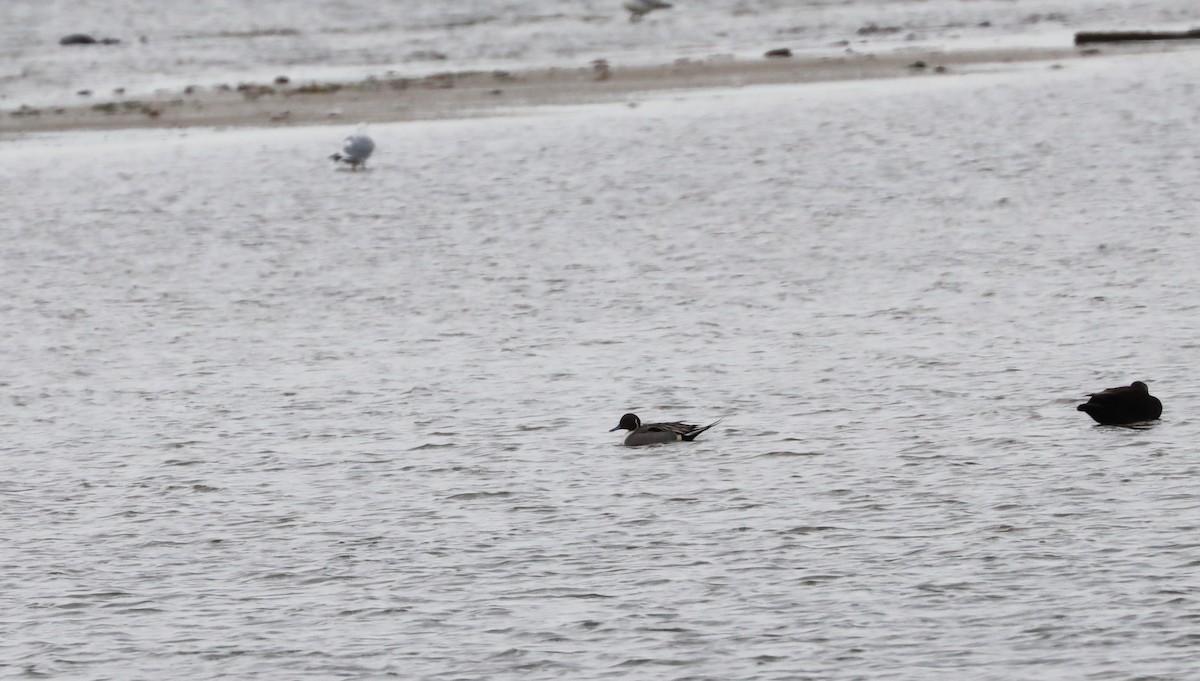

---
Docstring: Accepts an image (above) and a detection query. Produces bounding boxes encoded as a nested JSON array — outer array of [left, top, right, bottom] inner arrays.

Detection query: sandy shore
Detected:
[[2, 42, 1195, 135]]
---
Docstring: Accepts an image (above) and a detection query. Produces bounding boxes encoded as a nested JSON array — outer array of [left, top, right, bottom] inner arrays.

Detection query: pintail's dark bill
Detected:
[[608, 425, 621, 431]]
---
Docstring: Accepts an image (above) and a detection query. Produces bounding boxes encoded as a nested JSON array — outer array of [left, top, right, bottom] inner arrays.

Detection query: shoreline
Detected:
[[2, 42, 1195, 135]]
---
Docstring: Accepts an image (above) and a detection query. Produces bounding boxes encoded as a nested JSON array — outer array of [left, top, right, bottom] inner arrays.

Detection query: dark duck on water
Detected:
[[1077, 381, 1162, 425]]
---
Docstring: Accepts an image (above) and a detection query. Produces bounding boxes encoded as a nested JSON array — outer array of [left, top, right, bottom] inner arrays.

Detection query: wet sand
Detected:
[[2, 42, 1195, 134]]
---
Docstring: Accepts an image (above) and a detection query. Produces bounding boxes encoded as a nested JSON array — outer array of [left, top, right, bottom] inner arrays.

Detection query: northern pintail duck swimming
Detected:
[[610, 413, 723, 446], [622, 0, 672, 22], [330, 125, 375, 171], [1077, 380, 1162, 425]]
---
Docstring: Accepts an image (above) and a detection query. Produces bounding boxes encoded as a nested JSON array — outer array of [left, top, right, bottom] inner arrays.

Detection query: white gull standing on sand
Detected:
[[330, 125, 375, 171], [622, 0, 672, 22]]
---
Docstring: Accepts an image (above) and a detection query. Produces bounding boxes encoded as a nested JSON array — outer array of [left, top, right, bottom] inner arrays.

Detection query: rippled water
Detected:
[[4, 36, 1200, 681]]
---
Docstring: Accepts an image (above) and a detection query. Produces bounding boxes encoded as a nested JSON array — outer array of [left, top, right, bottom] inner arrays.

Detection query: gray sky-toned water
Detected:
[[4, 2, 1200, 679]]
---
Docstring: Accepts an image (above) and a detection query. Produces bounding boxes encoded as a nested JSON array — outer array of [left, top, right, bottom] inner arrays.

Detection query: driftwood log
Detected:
[[1074, 29, 1200, 45]]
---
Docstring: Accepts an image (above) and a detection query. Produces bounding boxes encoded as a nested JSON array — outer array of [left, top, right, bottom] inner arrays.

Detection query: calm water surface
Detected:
[[3, 46, 1200, 679]]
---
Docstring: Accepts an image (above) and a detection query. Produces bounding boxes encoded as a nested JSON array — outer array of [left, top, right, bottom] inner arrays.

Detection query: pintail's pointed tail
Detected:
[[682, 417, 724, 441]]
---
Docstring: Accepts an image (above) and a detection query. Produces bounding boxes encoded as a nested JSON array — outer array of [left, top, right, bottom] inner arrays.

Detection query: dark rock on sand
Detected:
[[60, 34, 121, 46]]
